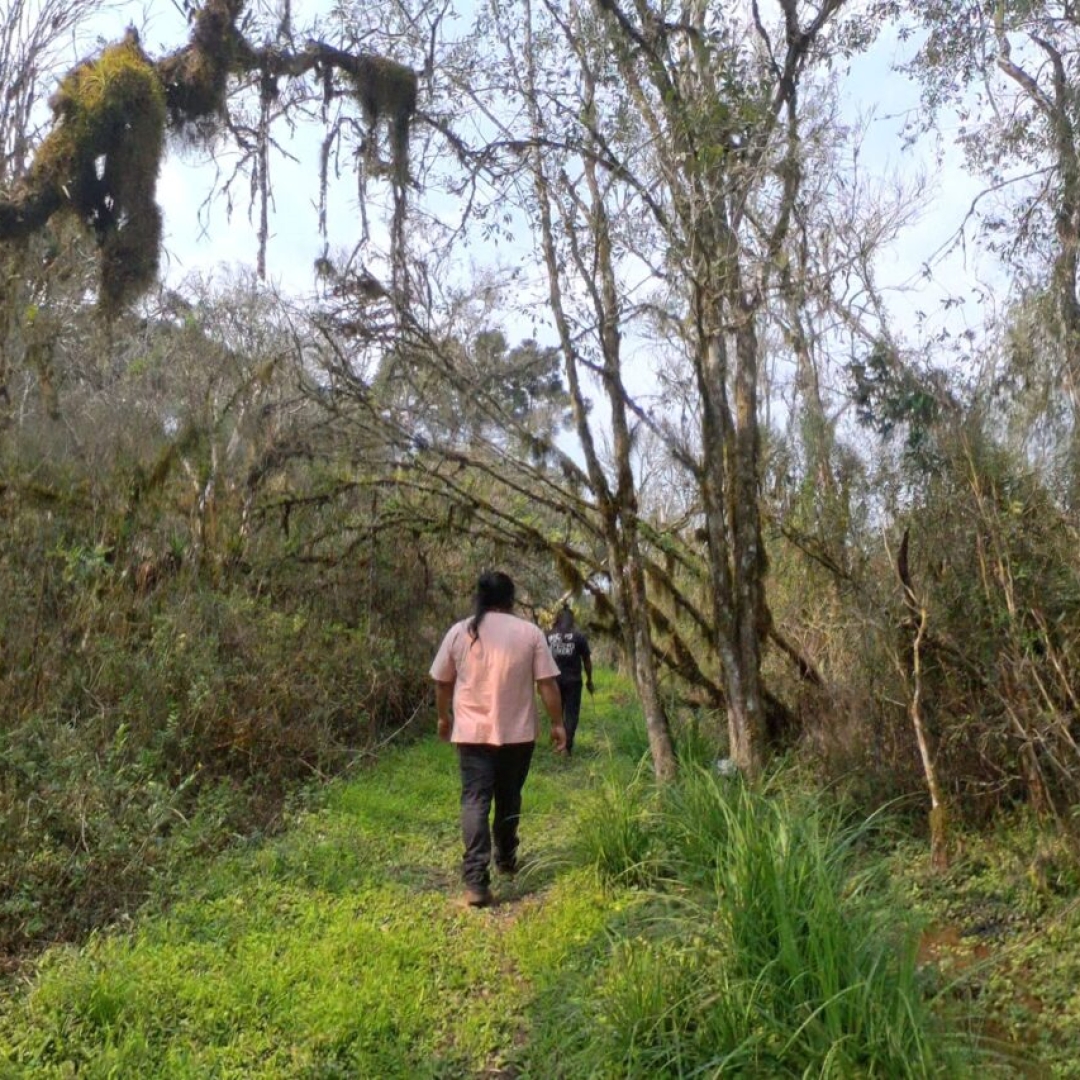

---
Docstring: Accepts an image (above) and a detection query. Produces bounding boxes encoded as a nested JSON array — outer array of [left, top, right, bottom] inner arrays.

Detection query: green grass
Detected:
[[528, 764, 970, 1078], [0, 676, 641, 1078], [0, 675, 1026, 1077], [888, 816, 1080, 1079]]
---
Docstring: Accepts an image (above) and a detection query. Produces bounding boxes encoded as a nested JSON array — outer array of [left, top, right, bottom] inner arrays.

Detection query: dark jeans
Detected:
[[457, 742, 535, 889], [558, 678, 583, 753]]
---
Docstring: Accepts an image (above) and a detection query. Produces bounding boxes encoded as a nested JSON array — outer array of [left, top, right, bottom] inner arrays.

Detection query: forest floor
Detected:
[[0, 686, 634, 1077], [1, 681, 1080, 1077]]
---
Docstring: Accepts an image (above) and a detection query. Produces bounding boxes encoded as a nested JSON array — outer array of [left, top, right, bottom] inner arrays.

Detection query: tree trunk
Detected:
[[898, 529, 950, 870], [626, 549, 677, 780], [696, 313, 769, 778], [524, 32, 676, 780], [997, 30, 1080, 504]]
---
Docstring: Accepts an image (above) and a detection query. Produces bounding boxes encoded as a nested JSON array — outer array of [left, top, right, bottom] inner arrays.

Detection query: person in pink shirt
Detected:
[[431, 571, 566, 907]]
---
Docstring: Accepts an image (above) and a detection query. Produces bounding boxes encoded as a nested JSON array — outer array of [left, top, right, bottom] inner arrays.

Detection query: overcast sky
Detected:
[[74, 1, 998, 351]]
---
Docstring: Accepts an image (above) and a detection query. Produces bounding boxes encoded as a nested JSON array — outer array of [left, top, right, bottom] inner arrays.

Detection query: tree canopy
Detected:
[[0, 0, 419, 312]]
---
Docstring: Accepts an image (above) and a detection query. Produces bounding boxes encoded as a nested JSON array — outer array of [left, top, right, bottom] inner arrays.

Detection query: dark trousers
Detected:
[[457, 742, 535, 888], [558, 678, 583, 753]]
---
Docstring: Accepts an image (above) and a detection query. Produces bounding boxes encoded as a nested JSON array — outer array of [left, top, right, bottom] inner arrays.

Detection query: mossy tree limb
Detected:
[[0, 0, 419, 314], [2, 31, 166, 315]]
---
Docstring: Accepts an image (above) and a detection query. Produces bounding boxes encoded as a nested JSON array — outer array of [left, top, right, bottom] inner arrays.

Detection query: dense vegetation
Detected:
[[3, 684, 1079, 1076], [4, 0, 1080, 1072]]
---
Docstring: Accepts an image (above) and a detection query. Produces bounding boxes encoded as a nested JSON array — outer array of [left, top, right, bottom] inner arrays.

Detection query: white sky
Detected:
[[73, 3, 1000, 350], [843, 34, 998, 337]]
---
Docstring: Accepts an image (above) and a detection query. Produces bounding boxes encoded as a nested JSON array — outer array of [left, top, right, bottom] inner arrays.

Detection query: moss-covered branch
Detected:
[[0, 0, 419, 313]]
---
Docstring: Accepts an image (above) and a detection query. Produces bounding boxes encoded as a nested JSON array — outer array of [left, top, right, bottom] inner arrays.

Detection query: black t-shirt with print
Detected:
[[546, 630, 591, 683]]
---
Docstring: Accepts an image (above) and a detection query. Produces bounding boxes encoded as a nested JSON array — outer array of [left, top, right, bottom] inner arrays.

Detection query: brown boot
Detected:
[[464, 885, 493, 908]]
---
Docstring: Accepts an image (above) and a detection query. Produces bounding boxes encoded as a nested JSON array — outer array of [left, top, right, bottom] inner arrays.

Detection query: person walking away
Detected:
[[546, 605, 593, 757], [431, 571, 567, 907]]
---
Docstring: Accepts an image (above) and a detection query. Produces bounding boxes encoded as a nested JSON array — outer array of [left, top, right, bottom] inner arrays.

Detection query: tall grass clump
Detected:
[[547, 764, 967, 1077], [568, 764, 660, 888]]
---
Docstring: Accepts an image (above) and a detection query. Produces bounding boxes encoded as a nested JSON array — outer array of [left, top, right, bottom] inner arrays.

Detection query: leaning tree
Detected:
[[443, 0, 850, 778]]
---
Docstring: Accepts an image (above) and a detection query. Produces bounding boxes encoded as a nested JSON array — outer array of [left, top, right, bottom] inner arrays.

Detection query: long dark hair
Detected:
[[468, 571, 515, 640]]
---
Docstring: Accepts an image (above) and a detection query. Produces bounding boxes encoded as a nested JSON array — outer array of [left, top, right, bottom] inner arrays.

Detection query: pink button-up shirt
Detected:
[[430, 612, 560, 745]]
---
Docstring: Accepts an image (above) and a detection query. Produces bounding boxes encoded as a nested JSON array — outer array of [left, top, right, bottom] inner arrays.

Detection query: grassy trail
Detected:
[[0, 685, 641, 1078], [10, 680, 1064, 1077]]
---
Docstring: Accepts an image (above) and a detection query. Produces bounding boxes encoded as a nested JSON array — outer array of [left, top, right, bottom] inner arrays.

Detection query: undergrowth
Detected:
[[0, 683, 622, 1077], [2, 675, 1072, 1077], [0, 560, 430, 963], [535, 760, 969, 1078]]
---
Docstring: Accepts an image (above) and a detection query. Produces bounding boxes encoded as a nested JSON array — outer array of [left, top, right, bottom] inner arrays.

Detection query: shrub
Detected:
[[0, 531, 432, 960]]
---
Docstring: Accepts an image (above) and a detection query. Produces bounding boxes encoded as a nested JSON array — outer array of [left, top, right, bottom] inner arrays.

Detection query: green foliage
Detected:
[[571, 768, 660, 888], [670, 705, 728, 768], [0, 704, 606, 1077], [2, 678, 1068, 1077], [0, 271, 475, 962], [892, 816, 1080, 1077], [0, 569, 424, 957], [374, 328, 573, 451], [542, 763, 971, 1077], [473, 331, 571, 432], [0, 484, 435, 957], [896, 430, 1080, 817], [768, 374, 1080, 825], [849, 341, 949, 468], [597, 680, 655, 764]]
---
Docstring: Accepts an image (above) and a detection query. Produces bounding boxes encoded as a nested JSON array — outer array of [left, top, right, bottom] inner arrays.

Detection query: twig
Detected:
[[353, 698, 428, 761]]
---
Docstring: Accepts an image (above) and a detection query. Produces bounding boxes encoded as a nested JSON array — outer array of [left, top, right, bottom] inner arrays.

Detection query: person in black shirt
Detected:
[[546, 605, 593, 756]]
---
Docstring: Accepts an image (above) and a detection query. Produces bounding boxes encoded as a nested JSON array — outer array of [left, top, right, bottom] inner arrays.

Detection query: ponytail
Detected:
[[468, 570, 515, 641]]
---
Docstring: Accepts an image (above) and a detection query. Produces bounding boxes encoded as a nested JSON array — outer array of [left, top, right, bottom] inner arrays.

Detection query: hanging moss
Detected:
[[1, 4, 419, 311], [158, 0, 244, 131], [99, 202, 163, 314], [345, 54, 418, 184], [555, 547, 585, 593], [343, 52, 418, 299], [29, 30, 167, 314], [36, 31, 166, 216]]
